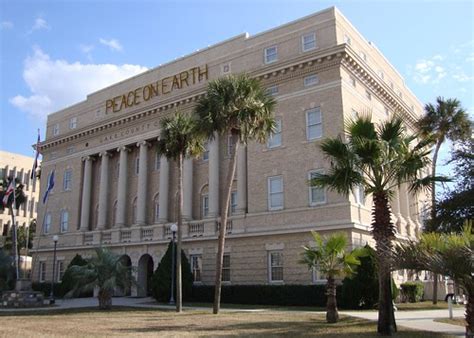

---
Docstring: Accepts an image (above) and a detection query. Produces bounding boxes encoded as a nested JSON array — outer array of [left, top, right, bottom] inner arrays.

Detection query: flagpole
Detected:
[[10, 178, 20, 280], [24, 221, 30, 279]]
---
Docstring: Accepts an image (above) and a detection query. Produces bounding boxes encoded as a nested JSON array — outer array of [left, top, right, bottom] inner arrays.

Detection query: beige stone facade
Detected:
[[32, 7, 428, 294], [0, 151, 40, 248]]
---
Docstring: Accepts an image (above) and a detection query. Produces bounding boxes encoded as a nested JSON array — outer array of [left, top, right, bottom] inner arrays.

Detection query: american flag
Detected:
[[2, 179, 15, 207]]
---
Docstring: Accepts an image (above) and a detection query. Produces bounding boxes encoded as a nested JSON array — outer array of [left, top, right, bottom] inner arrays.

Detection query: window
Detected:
[[154, 195, 160, 223], [312, 264, 326, 284], [222, 254, 231, 282], [135, 156, 140, 175], [353, 184, 366, 205], [268, 176, 283, 210], [304, 74, 319, 87], [230, 191, 237, 215], [378, 70, 384, 80], [350, 76, 356, 87], [344, 34, 352, 45], [39, 262, 46, 282], [202, 194, 209, 218], [268, 251, 283, 282], [267, 118, 282, 148], [385, 107, 390, 117], [365, 90, 372, 101], [306, 107, 322, 140], [190, 254, 202, 282], [398, 90, 403, 98], [60, 210, 69, 233], [155, 152, 161, 170], [44, 213, 51, 234], [309, 170, 326, 205], [57, 261, 64, 282], [302, 32, 316, 51], [0, 168, 5, 180], [52, 124, 59, 136], [360, 51, 367, 62], [221, 63, 231, 74], [69, 117, 77, 129], [227, 134, 236, 157], [264, 46, 278, 64], [202, 142, 209, 161], [351, 109, 358, 119], [267, 85, 279, 96], [63, 169, 72, 191]]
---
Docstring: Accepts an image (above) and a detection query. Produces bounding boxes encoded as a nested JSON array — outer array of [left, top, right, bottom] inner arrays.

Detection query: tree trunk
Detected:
[[466, 292, 473, 338], [431, 140, 442, 305], [372, 191, 397, 336], [176, 154, 183, 313], [98, 288, 112, 310], [213, 137, 239, 314], [326, 276, 339, 323]]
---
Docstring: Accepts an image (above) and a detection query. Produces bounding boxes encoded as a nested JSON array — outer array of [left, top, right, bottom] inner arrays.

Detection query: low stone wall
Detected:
[[1, 291, 46, 308]]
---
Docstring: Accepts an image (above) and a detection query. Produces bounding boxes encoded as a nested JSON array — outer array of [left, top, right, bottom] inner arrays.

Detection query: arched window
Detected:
[[132, 197, 137, 224], [60, 210, 69, 233], [154, 194, 160, 223], [200, 185, 209, 219]]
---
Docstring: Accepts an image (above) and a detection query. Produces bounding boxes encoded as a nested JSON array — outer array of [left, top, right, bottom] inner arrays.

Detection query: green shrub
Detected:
[[150, 241, 193, 303], [59, 254, 91, 297], [400, 281, 424, 303], [32, 282, 63, 298]]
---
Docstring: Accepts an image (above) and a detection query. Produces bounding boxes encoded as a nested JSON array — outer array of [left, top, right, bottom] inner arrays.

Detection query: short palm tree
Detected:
[[393, 223, 474, 336], [156, 111, 204, 313], [195, 74, 276, 314], [301, 231, 365, 323], [311, 115, 436, 335], [417, 97, 471, 303], [67, 247, 133, 310]]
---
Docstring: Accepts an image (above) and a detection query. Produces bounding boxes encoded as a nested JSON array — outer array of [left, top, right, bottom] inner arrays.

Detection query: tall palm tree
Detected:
[[156, 111, 204, 313], [300, 231, 366, 323], [393, 223, 474, 336], [67, 247, 133, 310], [311, 115, 436, 335], [195, 74, 276, 314], [417, 97, 471, 304]]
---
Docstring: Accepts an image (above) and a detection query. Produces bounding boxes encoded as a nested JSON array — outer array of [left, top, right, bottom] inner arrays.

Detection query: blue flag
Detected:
[[42, 170, 55, 204]]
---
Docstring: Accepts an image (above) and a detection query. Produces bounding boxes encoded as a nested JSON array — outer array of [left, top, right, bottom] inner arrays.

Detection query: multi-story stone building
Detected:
[[33, 7, 428, 295], [0, 151, 40, 250]]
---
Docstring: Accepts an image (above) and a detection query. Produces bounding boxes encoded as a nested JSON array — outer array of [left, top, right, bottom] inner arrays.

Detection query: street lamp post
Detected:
[[169, 223, 178, 305], [50, 235, 59, 304]]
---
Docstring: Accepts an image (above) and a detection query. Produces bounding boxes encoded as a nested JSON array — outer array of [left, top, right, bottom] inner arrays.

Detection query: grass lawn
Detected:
[[434, 317, 466, 327], [0, 307, 451, 337], [396, 301, 465, 311]]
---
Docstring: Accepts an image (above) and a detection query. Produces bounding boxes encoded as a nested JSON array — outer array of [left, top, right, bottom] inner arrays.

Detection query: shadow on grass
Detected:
[[0, 306, 166, 317]]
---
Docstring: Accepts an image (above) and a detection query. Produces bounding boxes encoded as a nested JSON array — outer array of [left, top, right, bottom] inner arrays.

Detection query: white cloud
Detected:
[[28, 17, 50, 33], [79, 44, 94, 54], [10, 46, 148, 120], [1, 21, 13, 30], [99, 38, 123, 51]]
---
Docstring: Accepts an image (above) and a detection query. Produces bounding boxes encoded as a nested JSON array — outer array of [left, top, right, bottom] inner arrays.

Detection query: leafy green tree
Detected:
[[195, 74, 276, 314], [67, 247, 134, 310], [151, 241, 193, 302], [311, 115, 436, 335], [156, 111, 204, 313], [301, 232, 365, 322], [417, 97, 471, 303], [4, 220, 35, 251], [59, 254, 88, 296], [393, 224, 474, 336]]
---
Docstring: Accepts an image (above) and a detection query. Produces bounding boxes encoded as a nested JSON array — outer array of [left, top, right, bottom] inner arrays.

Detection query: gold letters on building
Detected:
[[105, 65, 209, 113]]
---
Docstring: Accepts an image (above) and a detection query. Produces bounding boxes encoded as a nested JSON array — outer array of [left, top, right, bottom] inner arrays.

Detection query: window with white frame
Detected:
[[202, 194, 209, 218], [378, 70, 384, 80], [267, 118, 282, 148], [353, 184, 365, 205], [202, 142, 209, 161], [309, 170, 326, 205], [63, 169, 72, 191], [267, 85, 279, 96], [230, 191, 237, 215], [306, 107, 322, 140], [69, 117, 77, 129], [39, 262, 46, 282], [302, 32, 316, 51], [190, 254, 202, 282], [264, 46, 278, 64], [312, 264, 327, 284], [135, 156, 140, 175], [52, 124, 59, 136], [304, 74, 319, 87], [154, 195, 160, 223], [268, 251, 283, 282], [44, 213, 51, 234], [222, 254, 231, 282], [60, 210, 69, 232], [268, 176, 283, 210], [57, 261, 64, 282], [155, 152, 161, 170], [360, 51, 367, 62]]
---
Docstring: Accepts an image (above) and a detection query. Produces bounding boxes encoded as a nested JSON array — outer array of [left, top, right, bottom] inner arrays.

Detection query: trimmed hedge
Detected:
[[400, 281, 424, 303], [190, 284, 342, 307]]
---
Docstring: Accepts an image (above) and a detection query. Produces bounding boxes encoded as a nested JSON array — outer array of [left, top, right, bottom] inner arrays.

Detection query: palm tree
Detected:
[[393, 223, 474, 336], [417, 97, 471, 304], [156, 111, 204, 313], [195, 74, 276, 314], [67, 247, 133, 310], [311, 115, 436, 335], [300, 231, 366, 323]]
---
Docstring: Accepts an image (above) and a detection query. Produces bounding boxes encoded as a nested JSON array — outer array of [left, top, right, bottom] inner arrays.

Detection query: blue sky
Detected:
[[1, 0, 473, 175]]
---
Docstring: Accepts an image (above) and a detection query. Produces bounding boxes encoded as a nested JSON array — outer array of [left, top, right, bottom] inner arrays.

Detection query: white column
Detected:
[[136, 141, 149, 226], [392, 186, 406, 234], [116, 146, 129, 227], [183, 157, 193, 220], [80, 156, 93, 231], [236, 143, 247, 214], [158, 156, 169, 222], [401, 183, 414, 237], [208, 133, 219, 217], [97, 152, 110, 230]]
